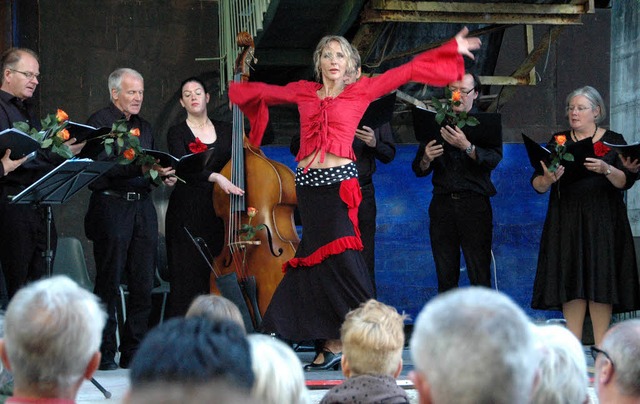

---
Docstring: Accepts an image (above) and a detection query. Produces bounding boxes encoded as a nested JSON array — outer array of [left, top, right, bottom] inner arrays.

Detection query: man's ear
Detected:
[[0, 339, 12, 372], [597, 359, 615, 386], [341, 355, 351, 378], [409, 370, 433, 404], [393, 359, 403, 379], [84, 351, 101, 380]]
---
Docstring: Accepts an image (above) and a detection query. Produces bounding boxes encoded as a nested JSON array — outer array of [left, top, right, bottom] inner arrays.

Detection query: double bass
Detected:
[[211, 32, 299, 327]]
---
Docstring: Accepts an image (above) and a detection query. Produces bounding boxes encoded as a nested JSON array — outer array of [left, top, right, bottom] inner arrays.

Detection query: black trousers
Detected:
[[0, 203, 56, 299], [429, 193, 493, 292], [85, 192, 157, 357], [358, 182, 377, 296]]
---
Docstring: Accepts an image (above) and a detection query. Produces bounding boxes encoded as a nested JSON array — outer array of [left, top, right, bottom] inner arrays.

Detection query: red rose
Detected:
[[451, 90, 461, 102], [555, 134, 567, 146], [247, 207, 258, 218], [57, 128, 70, 141], [130, 128, 140, 137], [188, 137, 208, 153], [594, 141, 611, 157], [123, 148, 136, 160], [56, 109, 69, 123]]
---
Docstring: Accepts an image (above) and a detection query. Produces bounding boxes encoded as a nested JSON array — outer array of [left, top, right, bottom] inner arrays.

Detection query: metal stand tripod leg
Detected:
[[90, 377, 112, 399]]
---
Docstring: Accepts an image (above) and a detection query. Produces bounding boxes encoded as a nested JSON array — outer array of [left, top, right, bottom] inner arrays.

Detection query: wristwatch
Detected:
[[604, 165, 612, 176], [465, 144, 475, 155]]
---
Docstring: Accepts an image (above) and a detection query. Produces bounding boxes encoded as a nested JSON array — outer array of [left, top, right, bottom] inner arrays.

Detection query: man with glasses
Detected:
[[0, 48, 84, 304], [593, 319, 640, 403], [412, 73, 502, 292]]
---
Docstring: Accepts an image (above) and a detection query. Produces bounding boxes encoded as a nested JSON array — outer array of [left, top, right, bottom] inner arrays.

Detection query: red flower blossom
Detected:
[[247, 207, 258, 218], [55, 109, 69, 123], [123, 148, 136, 160], [594, 141, 611, 157], [555, 134, 567, 146], [188, 137, 208, 153], [451, 90, 461, 103], [57, 128, 70, 141], [130, 128, 140, 137]]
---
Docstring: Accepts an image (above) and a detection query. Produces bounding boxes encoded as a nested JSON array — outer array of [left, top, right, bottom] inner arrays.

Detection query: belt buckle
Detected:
[[125, 192, 139, 201], [451, 193, 461, 200]]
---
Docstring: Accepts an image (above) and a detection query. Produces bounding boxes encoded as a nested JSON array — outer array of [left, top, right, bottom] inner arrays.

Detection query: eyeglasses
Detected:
[[448, 87, 474, 96], [590, 346, 615, 369], [9, 69, 40, 81], [566, 105, 591, 113], [182, 89, 203, 98]]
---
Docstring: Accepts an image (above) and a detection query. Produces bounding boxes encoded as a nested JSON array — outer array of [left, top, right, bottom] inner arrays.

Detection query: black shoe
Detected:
[[303, 350, 342, 371], [99, 352, 118, 371], [119, 352, 135, 369]]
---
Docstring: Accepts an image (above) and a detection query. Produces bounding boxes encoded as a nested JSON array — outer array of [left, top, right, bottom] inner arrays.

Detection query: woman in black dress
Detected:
[[165, 77, 243, 318], [531, 86, 640, 345]]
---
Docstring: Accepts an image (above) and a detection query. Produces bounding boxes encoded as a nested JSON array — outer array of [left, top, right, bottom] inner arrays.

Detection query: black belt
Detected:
[[100, 190, 148, 201]]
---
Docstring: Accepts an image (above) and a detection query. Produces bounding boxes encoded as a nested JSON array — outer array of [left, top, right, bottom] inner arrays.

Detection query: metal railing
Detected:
[[218, 0, 270, 94]]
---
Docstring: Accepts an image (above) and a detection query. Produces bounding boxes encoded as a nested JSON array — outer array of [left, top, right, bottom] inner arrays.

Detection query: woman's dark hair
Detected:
[[180, 76, 208, 94]]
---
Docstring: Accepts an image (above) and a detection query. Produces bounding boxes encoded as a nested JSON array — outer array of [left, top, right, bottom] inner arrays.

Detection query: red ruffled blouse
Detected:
[[229, 38, 464, 166]]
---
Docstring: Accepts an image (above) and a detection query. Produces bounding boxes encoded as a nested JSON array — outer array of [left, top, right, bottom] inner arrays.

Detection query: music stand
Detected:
[[10, 159, 115, 276], [10, 158, 115, 399]]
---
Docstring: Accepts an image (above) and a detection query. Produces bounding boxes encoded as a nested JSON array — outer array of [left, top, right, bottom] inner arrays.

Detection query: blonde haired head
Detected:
[[341, 299, 407, 377]]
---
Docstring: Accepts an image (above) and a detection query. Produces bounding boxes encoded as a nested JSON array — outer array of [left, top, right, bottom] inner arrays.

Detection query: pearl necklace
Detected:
[[571, 125, 598, 142], [187, 118, 210, 129]]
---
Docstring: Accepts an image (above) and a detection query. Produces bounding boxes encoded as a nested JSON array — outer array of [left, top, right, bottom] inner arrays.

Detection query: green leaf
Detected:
[[458, 121, 466, 129], [435, 111, 445, 125], [105, 144, 113, 155], [466, 117, 480, 126], [431, 98, 443, 109], [42, 138, 53, 148], [117, 137, 124, 148], [563, 153, 574, 162], [104, 138, 114, 144]]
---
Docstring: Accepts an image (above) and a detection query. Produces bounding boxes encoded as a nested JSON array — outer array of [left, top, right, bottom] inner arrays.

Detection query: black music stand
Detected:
[[11, 159, 115, 276], [10, 158, 115, 399]]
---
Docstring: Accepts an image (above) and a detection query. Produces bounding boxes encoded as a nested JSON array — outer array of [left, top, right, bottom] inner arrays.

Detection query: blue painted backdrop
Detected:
[[262, 144, 563, 322]]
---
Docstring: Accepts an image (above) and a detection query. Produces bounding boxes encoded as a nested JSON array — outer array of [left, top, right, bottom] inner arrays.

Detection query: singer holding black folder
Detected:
[[530, 86, 640, 346], [412, 73, 502, 293], [165, 77, 243, 318], [84, 68, 176, 370], [0, 48, 85, 304]]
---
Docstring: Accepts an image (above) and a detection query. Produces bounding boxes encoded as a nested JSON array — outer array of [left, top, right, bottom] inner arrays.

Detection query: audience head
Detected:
[[341, 299, 406, 378], [594, 319, 640, 403], [313, 35, 356, 82], [128, 316, 254, 393], [124, 380, 259, 404], [409, 287, 538, 404], [248, 334, 310, 404], [448, 73, 479, 113], [1, 47, 40, 99], [108, 67, 144, 118], [565, 85, 607, 125], [531, 324, 589, 404], [0, 276, 106, 399], [186, 294, 246, 333]]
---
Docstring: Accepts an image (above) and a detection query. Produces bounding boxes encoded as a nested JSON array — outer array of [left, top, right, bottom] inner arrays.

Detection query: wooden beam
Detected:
[[362, 0, 592, 25], [369, 0, 593, 15], [488, 26, 565, 112]]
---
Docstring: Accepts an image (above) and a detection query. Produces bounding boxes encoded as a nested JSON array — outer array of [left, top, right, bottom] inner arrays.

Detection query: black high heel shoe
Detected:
[[303, 349, 342, 371]]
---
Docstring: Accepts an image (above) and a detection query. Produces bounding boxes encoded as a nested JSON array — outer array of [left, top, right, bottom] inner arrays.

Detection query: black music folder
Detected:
[[64, 121, 111, 143], [0, 127, 40, 159], [359, 92, 396, 129], [522, 133, 596, 182], [413, 107, 502, 149], [603, 141, 640, 162], [143, 147, 219, 175]]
